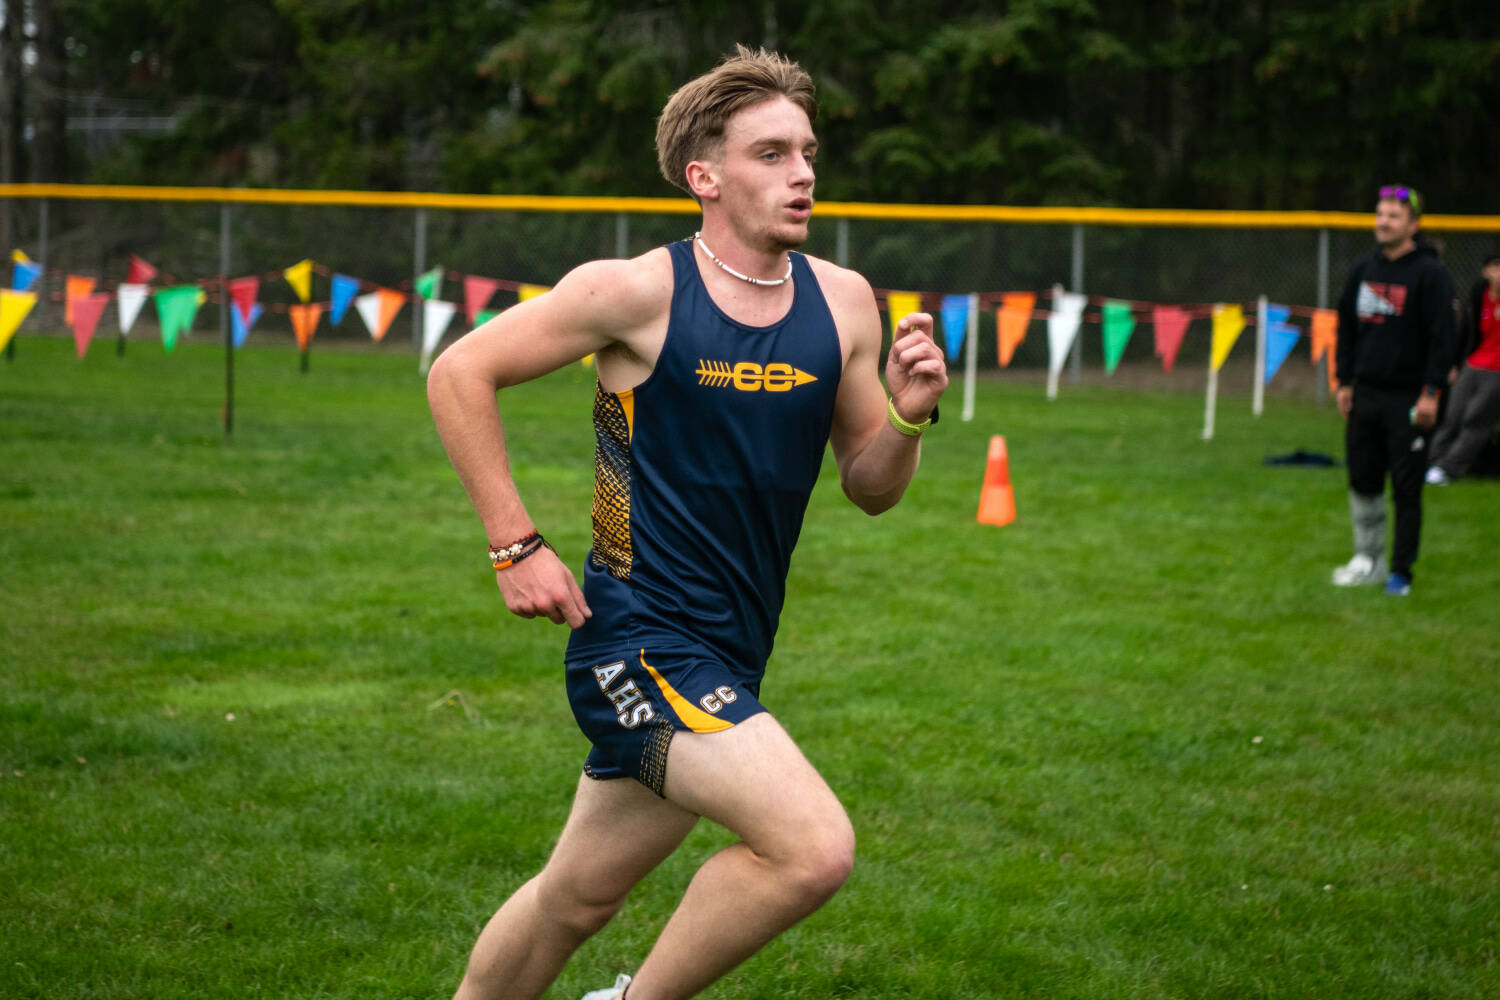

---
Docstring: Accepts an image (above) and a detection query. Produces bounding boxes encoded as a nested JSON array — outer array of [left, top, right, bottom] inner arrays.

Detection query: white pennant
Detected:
[[354, 291, 383, 340], [117, 283, 149, 335], [420, 299, 458, 373], [1046, 289, 1088, 400]]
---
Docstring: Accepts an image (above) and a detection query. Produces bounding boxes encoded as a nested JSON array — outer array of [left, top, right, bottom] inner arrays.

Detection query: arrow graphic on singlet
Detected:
[[695, 359, 818, 391]]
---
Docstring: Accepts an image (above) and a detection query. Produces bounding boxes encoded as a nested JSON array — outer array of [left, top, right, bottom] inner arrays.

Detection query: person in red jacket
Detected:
[[1426, 246, 1500, 485], [1330, 185, 1456, 596]]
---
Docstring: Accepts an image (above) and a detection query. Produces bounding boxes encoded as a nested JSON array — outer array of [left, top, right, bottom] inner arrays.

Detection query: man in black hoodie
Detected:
[[1330, 185, 1455, 596]]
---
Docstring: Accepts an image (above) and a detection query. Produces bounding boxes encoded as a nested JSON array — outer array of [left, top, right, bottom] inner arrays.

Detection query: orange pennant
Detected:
[[65, 275, 97, 325], [1310, 309, 1338, 391], [290, 303, 323, 350], [997, 292, 1035, 367]]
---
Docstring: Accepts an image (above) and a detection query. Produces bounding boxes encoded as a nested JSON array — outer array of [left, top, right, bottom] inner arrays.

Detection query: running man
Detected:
[[427, 46, 947, 1000]]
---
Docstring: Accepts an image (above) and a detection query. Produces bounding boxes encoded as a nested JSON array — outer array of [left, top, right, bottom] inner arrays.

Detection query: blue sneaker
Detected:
[[1384, 572, 1411, 596]]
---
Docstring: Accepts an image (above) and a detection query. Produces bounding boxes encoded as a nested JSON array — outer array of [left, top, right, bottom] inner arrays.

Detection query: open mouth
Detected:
[[787, 198, 813, 217]]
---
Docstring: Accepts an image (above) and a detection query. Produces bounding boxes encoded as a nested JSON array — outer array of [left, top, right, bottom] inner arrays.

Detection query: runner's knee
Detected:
[[781, 811, 856, 902], [533, 869, 629, 938]]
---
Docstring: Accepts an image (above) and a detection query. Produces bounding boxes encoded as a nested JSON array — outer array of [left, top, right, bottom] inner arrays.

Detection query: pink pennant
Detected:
[[127, 254, 158, 284], [463, 275, 501, 326], [65, 275, 97, 325], [72, 292, 110, 358], [1152, 305, 1193, 373]]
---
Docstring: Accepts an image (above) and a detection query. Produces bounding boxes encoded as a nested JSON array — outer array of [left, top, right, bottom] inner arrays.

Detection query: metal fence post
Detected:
[[1316, 228, 1330, 403], [412, 207, 427, 351], [836, 217, 849, 269], [1070, 223, 1084, 382], [616, 213, 629, 259], [221, 203, 233, 435]]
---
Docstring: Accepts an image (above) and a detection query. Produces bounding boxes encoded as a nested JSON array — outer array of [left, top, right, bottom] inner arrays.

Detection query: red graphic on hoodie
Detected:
[[1355, 281, 1407, 324]]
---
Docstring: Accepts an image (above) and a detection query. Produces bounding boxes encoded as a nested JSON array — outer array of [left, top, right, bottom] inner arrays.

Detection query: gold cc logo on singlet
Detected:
[[696, 359, 819, 392]]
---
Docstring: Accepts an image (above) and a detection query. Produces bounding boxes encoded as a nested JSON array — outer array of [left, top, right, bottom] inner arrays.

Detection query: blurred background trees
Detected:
[[1, 0, 1496, 211]]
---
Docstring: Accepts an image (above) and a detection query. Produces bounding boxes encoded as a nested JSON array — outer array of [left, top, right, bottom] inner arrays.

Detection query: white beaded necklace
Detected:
[[693, 231, 793, 287]]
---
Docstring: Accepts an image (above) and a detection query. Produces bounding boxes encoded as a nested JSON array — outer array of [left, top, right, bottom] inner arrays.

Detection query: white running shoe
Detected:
[[1424, 465, 1451, 486], [580, 973, 631, 1000], [1331, 553, 1387, 586]]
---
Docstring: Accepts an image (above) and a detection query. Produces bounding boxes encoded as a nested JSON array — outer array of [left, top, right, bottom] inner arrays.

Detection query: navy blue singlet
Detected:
[[565, 239, 843, 678]]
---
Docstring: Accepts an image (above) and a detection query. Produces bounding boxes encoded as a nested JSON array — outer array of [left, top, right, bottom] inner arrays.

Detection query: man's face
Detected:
[[710, 96, 817, 252], [1374, 198, 1419, 251], [1483, 260, 1500, 290]]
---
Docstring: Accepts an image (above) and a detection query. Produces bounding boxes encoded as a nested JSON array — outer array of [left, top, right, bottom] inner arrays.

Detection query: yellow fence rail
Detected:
[[4, 182, 1498, 231]]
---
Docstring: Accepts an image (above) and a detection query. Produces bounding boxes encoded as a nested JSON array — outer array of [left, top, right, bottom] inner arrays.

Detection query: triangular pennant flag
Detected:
[[518, 283, 549, 303], [117, 283, 149, 335], [940, 294, 969, 362], [153, 285, 203, 353], [1152, 305, 1192, 373], [64, 276, 97, 326], [289, 303, 323, 351], [231, 302, 264, 349], [1046, 292, 1087, 379], [11, 260, 42, 292], [1311, 308, 1338, 391], [71, 292, 110, 358], [126, 253, 157, 284], [11, 249, 29, 263], [464, 275, 501, 326], [420, 299, 458, 373], [330, 274, 359, 325], [0, 289, 37, 352], [1102, 300, 1136, 375], [1262, 304, 1300, 385], [997, 292, 1035, 367], [473, 308, 499, 329], [228, 276, 260, 318], [1264, 328, 1300, 386], [415, 266, 444, 301], [355, 288, 406, 342], [885, 292, 922, 339], [283, 259, 314, 303], [1210, 303, 1246, 372]]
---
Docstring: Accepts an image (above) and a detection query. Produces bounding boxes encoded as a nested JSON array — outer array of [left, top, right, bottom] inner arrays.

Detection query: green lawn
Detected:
[[2, 335, 1496, 999]]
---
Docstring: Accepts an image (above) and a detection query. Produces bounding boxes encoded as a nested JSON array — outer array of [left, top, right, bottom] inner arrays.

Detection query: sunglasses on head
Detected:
[[1378, 185, 1422, 215]]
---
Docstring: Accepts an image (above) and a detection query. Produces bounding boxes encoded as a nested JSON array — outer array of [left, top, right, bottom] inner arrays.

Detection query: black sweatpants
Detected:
[[1346, 384, 1428, 579]]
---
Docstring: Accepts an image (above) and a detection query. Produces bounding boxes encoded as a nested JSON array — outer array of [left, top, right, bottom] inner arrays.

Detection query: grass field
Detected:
[[2, 334, 1497, 999]]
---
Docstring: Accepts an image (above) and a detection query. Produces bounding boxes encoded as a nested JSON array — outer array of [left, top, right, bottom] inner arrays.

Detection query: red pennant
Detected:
[[127, 254, 158, 284], [289, 303, 323, 350], [463, 275, 501, 326], [1152, 305, 1193, 373], [72, 292, 110, 358], [228, 276, 260, 317]]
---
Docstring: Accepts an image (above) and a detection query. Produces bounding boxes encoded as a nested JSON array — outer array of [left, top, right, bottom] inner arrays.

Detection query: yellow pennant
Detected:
[[885, 291, 922, 339], [518, 283, 550, 302], [1210, 303, 1246, 372], [11, 249, 30, 263], [0, 289, 38, 352], [283, 259, 314, 303]]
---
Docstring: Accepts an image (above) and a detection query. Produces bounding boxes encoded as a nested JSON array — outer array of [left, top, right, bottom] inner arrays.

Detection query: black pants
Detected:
[[1346, 384, 1428, 579]]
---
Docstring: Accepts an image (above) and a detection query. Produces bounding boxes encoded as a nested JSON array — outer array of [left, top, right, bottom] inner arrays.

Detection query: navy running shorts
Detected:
[[564, 646, 766, 796]]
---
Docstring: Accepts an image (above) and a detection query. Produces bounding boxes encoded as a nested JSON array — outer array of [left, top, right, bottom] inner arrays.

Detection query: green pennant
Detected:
[[415, 267, 443, 301], [1102, 300, 1136, 375], [153, 285, 203, 353], [474, 308, 499, 328]]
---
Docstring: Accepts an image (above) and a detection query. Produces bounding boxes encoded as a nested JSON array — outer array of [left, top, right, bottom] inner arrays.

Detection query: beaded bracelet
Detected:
[[488, 532, 551, 571]]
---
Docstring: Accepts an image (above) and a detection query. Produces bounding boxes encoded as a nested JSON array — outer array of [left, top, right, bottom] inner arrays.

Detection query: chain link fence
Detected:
[[5, 189, 1497, 399]]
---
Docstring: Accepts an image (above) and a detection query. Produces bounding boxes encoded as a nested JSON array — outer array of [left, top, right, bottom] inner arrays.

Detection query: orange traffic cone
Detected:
[[977, 435, 1017, 526]]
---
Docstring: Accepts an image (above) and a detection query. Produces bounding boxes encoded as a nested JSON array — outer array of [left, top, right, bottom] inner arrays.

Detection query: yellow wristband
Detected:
[[887, 397, 931, 437]]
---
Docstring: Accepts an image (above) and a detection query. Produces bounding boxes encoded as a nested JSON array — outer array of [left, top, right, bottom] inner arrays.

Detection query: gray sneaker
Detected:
[[1332, 553, 1387, 586], [581, 973, 631, 1000]]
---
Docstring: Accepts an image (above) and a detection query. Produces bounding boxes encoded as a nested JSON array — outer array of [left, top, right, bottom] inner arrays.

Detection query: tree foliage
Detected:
[[7, 0, 1498, 211]]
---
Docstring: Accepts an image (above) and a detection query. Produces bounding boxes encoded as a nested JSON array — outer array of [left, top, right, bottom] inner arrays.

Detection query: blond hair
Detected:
[[655, 45, 817, 196]]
